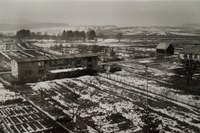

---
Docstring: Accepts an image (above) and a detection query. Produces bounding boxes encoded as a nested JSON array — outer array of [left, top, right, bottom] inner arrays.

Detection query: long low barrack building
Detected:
[[11, 53, 98, 83]]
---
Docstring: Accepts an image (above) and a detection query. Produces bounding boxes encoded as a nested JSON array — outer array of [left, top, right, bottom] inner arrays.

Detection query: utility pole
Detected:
[[145, 65, 149, 133], [145, 65, 149, 110], [165, 48, 166, 63]]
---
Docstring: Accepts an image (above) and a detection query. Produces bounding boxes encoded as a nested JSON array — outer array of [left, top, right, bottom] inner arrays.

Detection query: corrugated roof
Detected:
[[156, 43, 172, 50], [180, 45, 200, 55], [12, 53, 97, 63]]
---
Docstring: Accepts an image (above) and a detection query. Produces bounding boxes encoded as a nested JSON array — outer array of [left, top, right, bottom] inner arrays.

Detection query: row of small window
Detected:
[[22, 61, 60, 67], [22, 62, 44, 67], [24, 70, 32, 75], [24, 69, 44, 75], [22, 58, 93, 67]]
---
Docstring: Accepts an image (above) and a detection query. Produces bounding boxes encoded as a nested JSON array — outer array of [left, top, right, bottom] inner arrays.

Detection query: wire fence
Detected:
[[99, 73, 200, 109]]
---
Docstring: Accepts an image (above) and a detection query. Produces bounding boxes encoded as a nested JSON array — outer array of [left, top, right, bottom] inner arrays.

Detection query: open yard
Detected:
[[16, 68, 200, 133]]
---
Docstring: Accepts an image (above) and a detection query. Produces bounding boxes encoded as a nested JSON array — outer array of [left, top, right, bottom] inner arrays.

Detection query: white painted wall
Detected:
[[11, 60, 18, 78]]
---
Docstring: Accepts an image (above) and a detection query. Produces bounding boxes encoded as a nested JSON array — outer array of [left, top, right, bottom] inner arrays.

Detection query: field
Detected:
[[20, 57, 200, 133]]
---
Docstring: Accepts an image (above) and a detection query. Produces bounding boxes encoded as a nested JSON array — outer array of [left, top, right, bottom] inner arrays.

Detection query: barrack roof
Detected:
[[180, 45, 200, 55], [12, 53, 97, 63], [156, 43, 172, 50]]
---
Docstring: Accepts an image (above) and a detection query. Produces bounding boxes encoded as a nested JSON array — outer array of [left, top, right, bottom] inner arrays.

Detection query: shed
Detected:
[[156, 43, 174, 54]]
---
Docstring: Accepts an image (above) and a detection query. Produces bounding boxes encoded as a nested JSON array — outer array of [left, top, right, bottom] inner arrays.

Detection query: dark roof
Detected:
[[180, 45, 200, 55], [156, 43, 173, 50], [12, 53, 97, 63]]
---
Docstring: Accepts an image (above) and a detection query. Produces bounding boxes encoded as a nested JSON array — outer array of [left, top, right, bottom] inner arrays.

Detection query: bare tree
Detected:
[[180, 54, 198, 85], [141, 109, 162, 133], [116, 33, 123, 43], [70, 101, 97, 132]]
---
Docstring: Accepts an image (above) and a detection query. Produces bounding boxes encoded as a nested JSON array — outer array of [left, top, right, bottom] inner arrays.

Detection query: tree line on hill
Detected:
[[62, 30, 86, 40], [61, 30, 96, 40], [16, 29, 31, 39], [16, 29, 97, 40], [15, 29, 124, 42]]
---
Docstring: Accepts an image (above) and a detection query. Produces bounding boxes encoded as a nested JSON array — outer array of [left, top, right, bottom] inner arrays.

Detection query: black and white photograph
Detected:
[[0, 0, 200, 132]]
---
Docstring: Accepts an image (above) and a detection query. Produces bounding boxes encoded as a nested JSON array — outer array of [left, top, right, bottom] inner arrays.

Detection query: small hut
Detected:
[[156, 43, 174, 54]]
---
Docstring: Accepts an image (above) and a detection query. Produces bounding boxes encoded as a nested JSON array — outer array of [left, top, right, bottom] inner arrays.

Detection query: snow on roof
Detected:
[[12, 53, 97, 63], [27, 81, 56, 91], [156, 43, 172, 50], [0, 51, 11, 60], [102, 39, 119, 43], [50, 67, 86, 74]]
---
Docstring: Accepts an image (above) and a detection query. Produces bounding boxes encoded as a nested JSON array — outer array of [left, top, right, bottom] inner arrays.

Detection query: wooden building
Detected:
[[11, 53, 98, 83], [156, 43, 174, 54], [179, 45, 200, 60]]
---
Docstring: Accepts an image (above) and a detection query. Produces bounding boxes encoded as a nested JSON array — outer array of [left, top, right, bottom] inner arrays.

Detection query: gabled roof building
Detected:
[[156, 43, 174, 54]]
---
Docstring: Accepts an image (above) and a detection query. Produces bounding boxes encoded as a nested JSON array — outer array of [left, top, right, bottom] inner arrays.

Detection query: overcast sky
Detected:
[[0, 0, 200, 26]]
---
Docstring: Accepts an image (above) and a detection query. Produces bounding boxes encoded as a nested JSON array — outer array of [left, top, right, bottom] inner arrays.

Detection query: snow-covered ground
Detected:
[[27, 73, 200, 133], [0, 83, 19, 102], [27, 78, 144, 132], [118, 61, 200, 105], [32, 39, 133, 48]]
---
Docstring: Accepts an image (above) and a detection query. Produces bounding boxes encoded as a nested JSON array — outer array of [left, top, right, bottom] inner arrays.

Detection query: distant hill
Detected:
[[0, 23, 69, 31], [180, 23, 200, 28]]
